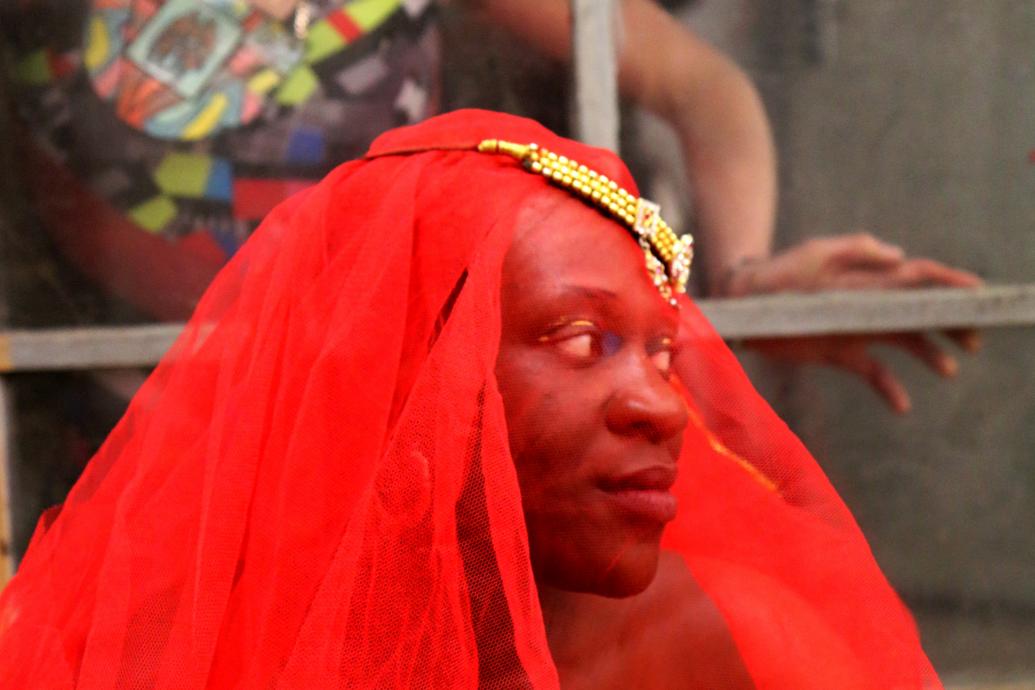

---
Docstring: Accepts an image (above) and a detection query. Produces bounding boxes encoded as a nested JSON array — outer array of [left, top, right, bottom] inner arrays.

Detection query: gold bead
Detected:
[[474, 140, 688, 309]]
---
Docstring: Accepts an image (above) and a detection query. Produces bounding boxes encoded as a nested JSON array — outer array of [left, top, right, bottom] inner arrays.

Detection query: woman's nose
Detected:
[[604, 358, 689, 444]]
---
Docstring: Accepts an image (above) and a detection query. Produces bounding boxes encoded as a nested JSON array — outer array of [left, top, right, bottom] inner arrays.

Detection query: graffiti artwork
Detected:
[[126, 0, 243, 99]]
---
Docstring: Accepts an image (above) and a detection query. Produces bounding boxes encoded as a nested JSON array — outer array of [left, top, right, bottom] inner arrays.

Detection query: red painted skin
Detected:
[[496, 195, 754, 688]]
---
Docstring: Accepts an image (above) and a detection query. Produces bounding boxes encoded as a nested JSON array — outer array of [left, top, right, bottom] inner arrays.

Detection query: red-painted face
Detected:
[[496, 194, 688, 598]]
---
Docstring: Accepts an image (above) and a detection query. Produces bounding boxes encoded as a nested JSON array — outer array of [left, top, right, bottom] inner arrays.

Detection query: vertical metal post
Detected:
[[802, 0, 840, 64], [570, 0, 621, 151], [0, 45, 19, 586]]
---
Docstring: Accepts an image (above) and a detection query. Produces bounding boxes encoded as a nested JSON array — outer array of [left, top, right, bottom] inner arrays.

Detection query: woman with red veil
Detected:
[[0, 110, 940, 688]]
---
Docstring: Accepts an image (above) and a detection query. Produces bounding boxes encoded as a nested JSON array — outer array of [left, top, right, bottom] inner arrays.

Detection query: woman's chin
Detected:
[[594, 553, 661, 598], [541, 544, 662, 599]]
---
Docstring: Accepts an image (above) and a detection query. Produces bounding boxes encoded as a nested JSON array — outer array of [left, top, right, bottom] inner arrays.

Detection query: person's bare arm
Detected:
[[468, 0, 776, 292]]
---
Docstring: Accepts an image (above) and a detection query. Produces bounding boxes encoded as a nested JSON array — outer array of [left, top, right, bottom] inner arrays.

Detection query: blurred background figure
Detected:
[[1, 0, 982, 411]]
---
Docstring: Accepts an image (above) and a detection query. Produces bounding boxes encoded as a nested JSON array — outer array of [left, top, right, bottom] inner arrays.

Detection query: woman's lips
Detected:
[[604, 488, 679, 524], [599, 465, 678, 524]]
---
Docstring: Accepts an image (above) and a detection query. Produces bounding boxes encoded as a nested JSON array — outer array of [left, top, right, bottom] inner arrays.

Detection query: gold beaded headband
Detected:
[[476, 139, 693, 306]]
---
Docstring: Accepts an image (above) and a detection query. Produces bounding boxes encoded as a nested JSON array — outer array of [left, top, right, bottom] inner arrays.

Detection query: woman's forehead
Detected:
[[504, 196, 678, 326]]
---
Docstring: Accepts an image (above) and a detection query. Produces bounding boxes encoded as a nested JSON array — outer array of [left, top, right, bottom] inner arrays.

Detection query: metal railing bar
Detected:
[[1, 285, 1034, 373], [699, 284, 1035, 339]]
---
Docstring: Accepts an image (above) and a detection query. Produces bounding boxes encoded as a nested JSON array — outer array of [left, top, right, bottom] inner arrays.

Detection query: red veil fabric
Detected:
[[0, 110, 939, 688]]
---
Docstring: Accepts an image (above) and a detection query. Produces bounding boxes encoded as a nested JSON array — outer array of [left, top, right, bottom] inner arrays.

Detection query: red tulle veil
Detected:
[[0, 110, 939, 688]]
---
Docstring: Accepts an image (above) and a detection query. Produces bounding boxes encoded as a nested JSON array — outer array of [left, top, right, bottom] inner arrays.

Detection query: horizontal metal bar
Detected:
[[1, 285, 1034, 373], [0, 323, 182, 372], [699, 284, 1035, 339]]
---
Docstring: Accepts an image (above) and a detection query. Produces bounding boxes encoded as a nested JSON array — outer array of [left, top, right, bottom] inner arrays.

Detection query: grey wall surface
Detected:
[[666, 0, 1035, 680]]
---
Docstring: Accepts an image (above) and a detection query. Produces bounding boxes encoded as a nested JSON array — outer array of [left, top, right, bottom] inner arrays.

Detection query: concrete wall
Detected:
[[670, 0, 1035, 679]]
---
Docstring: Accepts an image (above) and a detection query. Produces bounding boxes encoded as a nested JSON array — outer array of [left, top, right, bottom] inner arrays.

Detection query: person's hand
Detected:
[[719, 233, 983, 413], [742, 331, 980, 414], [720, 233, 980, 296]]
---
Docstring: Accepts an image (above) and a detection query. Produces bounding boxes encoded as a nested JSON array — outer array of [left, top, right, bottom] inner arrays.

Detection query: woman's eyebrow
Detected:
[[556, 285, 620, 302], [551, 285, 676, 329]]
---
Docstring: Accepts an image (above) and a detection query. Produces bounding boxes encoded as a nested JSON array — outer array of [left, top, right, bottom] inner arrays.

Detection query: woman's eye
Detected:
[[650, 337, 675, 376], [650, 349, 672, 375], [540, 321, 622, 363], [555, 333, 598, 359]]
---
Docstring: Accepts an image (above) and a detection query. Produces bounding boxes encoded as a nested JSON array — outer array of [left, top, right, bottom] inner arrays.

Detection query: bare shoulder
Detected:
[[622, 551, 757, 689], [547, 553, 757, 689]]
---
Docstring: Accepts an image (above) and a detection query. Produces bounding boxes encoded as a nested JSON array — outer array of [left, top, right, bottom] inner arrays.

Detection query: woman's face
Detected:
[[496, 195, 688, 598]]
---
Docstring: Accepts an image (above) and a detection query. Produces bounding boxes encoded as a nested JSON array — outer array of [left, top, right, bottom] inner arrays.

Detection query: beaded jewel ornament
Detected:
[[477, 139, 693, 306]]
